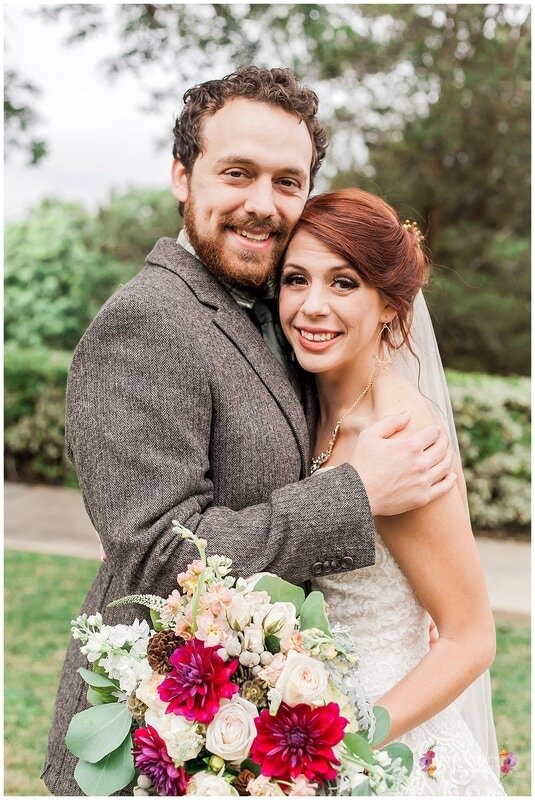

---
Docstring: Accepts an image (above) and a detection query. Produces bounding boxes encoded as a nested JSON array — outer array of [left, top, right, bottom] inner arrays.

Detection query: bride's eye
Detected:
[[281, 272, 307, 286], [333, 276, 359, 291]]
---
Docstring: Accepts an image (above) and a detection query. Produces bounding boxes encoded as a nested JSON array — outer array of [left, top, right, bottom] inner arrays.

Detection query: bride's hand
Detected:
[[349, 411, 456, 516]]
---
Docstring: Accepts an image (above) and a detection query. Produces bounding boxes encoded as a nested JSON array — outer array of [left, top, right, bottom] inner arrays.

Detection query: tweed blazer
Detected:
[[42, 238, 376, 795]]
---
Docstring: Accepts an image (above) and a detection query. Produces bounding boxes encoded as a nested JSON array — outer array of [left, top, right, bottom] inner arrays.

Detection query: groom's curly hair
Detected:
[[172, 66, 328, 191]]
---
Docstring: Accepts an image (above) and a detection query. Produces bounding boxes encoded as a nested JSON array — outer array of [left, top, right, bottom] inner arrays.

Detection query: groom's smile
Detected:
[[171, 97, 313, 292]]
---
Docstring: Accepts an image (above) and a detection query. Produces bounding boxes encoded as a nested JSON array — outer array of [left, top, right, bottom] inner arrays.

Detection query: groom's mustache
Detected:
[[221, 215, 289, 238]]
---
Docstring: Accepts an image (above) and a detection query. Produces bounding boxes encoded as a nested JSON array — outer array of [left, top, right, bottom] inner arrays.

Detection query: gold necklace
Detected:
[[309, 363, 380, 475]]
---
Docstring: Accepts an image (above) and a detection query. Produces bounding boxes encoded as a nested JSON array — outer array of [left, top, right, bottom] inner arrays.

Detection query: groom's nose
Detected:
[[243, 177, 277, 219]]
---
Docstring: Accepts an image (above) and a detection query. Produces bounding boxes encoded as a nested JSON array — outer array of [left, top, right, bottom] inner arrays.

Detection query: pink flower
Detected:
[[251, 701, 348, 785], [132, 725, 188, 795], [200, 582, 234, 616], [177, 559, 205, 594], [157, 638, 239, 724], [500, 749, 517, 775], [196, 609, 232, 647], [165, 589, 183, 616]]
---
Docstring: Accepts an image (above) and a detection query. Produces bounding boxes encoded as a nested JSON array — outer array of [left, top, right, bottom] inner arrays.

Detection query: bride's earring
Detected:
[[373, 322, 393, 368]]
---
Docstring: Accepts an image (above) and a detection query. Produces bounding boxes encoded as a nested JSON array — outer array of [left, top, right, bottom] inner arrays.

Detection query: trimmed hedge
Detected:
[[4, 348, 530, 531], [446, 370, 530, 531], [4, 346, 75, 485]]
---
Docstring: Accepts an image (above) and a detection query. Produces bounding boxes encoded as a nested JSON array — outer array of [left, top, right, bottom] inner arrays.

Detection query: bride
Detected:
[[278, 188, 505, 795]]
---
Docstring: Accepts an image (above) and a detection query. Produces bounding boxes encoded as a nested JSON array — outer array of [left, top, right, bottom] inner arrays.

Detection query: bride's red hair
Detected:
[[291, 188, 429, 352]]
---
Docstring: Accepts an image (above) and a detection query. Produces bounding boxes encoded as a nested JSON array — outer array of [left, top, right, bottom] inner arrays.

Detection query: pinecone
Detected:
[[146, 630, 184, 674], [234, 769, 256, 796]]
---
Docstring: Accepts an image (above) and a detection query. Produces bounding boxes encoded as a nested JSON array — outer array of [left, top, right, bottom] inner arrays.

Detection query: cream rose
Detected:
[[205, 695, 258, 763], [262, 602, 297, 640], [144, 709, 203, 763], [274, 649, 328, 707], [135, 672, 167, 715], [186, 771, 238, 795]]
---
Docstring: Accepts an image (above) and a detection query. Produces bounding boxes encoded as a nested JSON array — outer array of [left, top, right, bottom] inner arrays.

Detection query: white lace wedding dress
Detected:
[[314, 533, 505, 796]]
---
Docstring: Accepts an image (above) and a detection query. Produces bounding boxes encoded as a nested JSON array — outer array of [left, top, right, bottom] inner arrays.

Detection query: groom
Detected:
[[42, 66, 454, 794]]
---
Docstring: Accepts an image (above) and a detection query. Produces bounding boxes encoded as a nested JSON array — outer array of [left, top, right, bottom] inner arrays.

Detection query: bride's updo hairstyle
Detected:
[[291, 188, 429, 353]]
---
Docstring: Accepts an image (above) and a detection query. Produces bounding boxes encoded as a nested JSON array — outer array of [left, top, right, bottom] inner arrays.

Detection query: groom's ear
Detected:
[[171, 159, 189, 203]]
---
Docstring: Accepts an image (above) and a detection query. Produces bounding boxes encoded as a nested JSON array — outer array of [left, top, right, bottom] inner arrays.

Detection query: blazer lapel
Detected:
[[145, 238, 311, 476]]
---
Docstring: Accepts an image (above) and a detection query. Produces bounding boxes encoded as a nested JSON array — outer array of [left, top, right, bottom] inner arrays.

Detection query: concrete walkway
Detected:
[[4, 482, 531, 618]]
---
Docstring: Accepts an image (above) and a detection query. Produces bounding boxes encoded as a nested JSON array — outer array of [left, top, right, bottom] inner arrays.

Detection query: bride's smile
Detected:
[[279, 229, 395, 379]]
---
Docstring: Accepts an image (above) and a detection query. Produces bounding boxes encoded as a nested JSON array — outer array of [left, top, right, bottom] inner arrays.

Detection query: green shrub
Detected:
[[4, 200, 131, 351], [4, 347, 530, 531], [4, 346, 76, 485], [447, 370, 530, 530]]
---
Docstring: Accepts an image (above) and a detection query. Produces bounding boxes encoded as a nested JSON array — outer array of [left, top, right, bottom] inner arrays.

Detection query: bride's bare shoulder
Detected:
[[374, 367, 441, 432]]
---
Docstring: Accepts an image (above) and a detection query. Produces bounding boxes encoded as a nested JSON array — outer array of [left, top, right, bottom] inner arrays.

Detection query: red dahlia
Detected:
[[133, 725, 188, 795], [251, 701, 348, 784], [157, 637, 239, 724]]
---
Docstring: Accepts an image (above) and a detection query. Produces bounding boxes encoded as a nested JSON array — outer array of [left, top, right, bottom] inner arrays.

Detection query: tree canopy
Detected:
[[4, 4, 530, 374]]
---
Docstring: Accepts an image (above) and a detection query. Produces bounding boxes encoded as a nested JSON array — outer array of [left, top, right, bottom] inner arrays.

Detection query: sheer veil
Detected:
[[393, 290, 501, 776]]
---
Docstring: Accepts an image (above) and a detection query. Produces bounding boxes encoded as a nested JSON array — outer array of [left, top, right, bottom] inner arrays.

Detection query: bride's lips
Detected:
[[295, 327, 342, 352]]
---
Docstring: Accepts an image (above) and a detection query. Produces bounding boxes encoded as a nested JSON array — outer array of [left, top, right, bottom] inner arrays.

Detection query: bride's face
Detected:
[[279, 230, 395, 375]]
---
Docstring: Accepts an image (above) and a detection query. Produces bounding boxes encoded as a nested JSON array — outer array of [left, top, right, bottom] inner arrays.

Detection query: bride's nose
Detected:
[[300, 284, 330, 317]]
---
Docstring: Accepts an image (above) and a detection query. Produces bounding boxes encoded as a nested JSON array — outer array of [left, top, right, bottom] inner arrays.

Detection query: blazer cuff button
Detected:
[[342, 556, 354, 570], [312, 562, 323, 576]]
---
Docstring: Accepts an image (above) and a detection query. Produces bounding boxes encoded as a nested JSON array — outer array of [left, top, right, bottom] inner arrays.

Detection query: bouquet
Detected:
[[66, 524, 413, 796]]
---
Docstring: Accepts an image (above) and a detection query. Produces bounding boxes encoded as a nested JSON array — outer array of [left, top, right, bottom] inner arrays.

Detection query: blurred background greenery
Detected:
[[4, 3, 530, 533]]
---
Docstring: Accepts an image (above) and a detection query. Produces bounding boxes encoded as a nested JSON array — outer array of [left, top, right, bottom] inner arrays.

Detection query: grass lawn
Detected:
[[4, 550, 531, 796]]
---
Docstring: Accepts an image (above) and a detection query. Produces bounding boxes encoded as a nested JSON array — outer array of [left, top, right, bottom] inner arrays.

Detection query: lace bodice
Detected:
[[314, 535, 505, 796]]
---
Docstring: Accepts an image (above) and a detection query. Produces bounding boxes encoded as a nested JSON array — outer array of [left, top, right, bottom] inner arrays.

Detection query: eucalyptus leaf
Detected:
[[87, 686, 107, 706], [298, 590, 331, 636], [343, 732, 375, 765], [384, 742, 414, 774], [265, 634, 281, 654], [74, 733, 135, 796], [370, 705, 390, 746], [66, 703, 131, 763], [254, 576, 305, 613], [351, 777, 371, 795], [78, 667, 118, 689]]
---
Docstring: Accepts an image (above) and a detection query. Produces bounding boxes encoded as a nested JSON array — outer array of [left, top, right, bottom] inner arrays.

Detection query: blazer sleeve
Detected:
[[66, 295, 376, 597]]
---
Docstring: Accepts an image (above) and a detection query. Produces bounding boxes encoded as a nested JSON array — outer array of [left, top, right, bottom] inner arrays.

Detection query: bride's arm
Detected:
[[372, 388, 495, 742]]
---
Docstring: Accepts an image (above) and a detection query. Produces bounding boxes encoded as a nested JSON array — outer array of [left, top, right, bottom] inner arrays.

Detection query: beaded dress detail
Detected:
[[314, 534, 505, 796]]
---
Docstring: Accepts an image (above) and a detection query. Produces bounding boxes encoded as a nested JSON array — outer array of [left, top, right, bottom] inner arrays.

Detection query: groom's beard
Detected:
[[183, 196, 289, 293]]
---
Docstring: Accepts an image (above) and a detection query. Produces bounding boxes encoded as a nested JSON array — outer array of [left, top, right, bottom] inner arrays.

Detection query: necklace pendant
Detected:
[[309, 422, 341, 475]]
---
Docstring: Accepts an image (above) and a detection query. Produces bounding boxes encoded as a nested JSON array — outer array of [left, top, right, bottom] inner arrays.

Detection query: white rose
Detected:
[[186, 771, 238, 796], [274, 650, 328, 707], [205, 695, 258, 763], [135, 672, 167, 715], [145, 709, 203, 763], [263, 602, 297, 640], [226, 594, 253, 630]]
